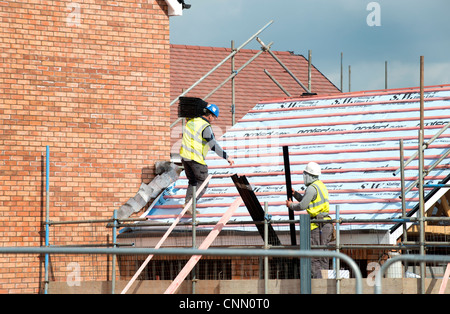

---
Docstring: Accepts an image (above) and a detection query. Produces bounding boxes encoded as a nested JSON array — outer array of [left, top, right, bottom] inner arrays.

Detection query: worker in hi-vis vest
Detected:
[[286, 162, 334, 278], [180, 103, 234, 215]]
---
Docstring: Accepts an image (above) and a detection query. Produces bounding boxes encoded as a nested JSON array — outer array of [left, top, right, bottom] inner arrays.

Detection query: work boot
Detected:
[[184, 202, 200, 216]]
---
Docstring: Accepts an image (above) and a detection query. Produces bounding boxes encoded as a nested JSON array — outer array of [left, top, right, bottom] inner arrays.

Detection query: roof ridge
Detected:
[[257, 84, 450, 103], [170, 43, 298, 55]]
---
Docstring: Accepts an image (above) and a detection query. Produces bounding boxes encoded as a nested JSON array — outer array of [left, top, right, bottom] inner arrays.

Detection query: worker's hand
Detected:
[[227, 157, 234, 166], [286, 199, 293, 208]]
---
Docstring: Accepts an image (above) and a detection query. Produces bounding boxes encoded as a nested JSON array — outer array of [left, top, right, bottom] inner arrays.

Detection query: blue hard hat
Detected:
[[206, 104, 219, 118]]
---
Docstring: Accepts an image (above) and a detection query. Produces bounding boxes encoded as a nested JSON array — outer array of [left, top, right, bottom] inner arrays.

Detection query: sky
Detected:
[[169, 0, 450, 93]]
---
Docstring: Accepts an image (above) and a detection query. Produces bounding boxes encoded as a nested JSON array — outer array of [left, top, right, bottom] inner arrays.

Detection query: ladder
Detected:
[[439, 263, 450, 294], [120, 175, 212, 294], [164, 196, 243, 294]]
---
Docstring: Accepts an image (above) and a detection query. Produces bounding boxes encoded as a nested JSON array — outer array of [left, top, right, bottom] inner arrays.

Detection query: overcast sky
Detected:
[[170, 0, 450, 93]]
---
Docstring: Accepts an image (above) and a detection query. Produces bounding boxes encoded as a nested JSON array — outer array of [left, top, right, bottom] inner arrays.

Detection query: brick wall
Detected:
[[0, 0, 170, 293]]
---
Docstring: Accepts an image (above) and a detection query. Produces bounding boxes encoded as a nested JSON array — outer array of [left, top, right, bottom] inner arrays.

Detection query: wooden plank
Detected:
[[120, 174, 213, 294], [439, 263, 450, 294], [408, 225, 450, 236], [283, 145, 297, 246], [231, 174, 282, 246], [441, 192, 450, 216], [164, 197, 243, 294]]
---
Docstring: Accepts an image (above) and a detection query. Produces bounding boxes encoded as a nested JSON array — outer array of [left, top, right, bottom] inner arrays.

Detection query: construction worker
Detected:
[[180, 103, 234, 215], [285, 161, 334, 278]]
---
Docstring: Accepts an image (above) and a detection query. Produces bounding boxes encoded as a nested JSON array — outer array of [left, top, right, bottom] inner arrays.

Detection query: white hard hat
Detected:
[[304, 162, 321, 176]]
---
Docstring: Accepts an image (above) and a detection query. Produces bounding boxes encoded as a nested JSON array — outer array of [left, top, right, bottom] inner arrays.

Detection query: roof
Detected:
[[390, 173, 450, 233], [170, 44, 341, 153], [147, 84, 450, 237]]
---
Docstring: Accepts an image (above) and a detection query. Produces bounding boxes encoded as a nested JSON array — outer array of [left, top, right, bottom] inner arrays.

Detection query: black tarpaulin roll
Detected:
[[178, 97, 208, 118]]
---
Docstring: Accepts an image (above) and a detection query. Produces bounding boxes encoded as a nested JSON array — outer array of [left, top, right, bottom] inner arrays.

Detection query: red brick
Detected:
[[0, 0, 170, 293]]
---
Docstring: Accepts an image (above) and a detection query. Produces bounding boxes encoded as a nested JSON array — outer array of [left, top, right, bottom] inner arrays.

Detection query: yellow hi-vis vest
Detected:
[[180, 117, 211, 165], [306, 180, 330, 230]]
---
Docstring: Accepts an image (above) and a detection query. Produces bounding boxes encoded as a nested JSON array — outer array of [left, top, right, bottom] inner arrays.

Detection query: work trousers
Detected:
[[182, 159, 209, 204], [310, 223, 333, 278]]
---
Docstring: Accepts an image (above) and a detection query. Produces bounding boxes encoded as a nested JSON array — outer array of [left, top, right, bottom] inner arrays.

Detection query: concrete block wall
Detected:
[[0, 0, 170, 293]]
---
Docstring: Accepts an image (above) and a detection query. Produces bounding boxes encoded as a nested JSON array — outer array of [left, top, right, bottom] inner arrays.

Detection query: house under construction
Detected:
[[116, 83, 450, 294], [2, 0, 449, 294]]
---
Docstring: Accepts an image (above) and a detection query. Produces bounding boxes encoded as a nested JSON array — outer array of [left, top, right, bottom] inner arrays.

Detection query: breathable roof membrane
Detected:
[[147, 85, 450, 232]]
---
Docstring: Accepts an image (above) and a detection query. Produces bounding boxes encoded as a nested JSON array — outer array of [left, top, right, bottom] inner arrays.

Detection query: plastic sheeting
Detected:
[[148, 85, 450, 231]]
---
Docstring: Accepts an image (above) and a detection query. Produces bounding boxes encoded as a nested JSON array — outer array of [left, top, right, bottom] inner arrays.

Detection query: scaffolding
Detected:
[[9, 24, 449, 294], [38, 133, 450, 293], [32, 49, 450, 294], [169, 20, 314, 131]]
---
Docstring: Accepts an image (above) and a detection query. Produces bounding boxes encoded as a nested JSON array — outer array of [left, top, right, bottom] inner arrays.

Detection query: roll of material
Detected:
[[178, 97, 208, 118]]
